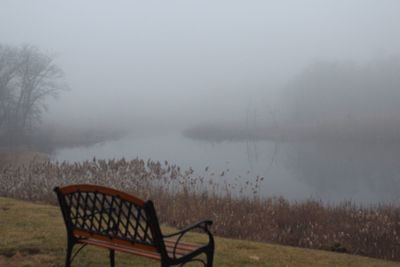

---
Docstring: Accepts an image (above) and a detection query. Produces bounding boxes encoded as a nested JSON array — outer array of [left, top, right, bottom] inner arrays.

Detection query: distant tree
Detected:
[[0, 44, 66, 145], [284, 59, 400, 125], [0, 45, 19, 133]]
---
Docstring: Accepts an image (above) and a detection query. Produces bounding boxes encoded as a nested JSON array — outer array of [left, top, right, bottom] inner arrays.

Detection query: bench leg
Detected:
[[206, 250, 214, 267], [109, 249, 115, 267], [65, 242, 74, 267]]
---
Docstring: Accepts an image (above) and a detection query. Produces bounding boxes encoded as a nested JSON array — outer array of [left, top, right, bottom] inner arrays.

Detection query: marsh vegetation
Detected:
[[1, 158, 400, 262]]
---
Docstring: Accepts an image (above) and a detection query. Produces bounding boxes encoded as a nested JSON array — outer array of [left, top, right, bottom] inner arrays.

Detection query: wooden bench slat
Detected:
[[78, 236, 201, 260], [54, 184, 214, 266], [73, 229, 157, 253], [80, 238, 162, 260], [74, 230, 203, 259], [59, 184, 145, 205]]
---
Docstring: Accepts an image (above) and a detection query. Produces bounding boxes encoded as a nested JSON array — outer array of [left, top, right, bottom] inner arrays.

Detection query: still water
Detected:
[[54, 132, 400, 205]]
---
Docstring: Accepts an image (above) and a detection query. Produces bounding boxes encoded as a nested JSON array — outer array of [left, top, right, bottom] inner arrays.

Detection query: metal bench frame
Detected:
[[54, 184, 214, 267]]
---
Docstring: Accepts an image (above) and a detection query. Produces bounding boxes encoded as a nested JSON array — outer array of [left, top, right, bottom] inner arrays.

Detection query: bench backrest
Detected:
[[54, 184, 164, 253]]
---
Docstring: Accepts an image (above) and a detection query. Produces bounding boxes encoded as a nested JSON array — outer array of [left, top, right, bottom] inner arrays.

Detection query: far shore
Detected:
[[0, 149, 48, 169], [182, 119, 400, 144]]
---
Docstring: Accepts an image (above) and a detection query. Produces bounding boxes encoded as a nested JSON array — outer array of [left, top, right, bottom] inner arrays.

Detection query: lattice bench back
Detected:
[[54, 184, 164, 252]]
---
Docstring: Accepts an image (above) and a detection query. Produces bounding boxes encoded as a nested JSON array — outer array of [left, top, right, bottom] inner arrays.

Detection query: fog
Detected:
[[1, 0, 399, 129], [2, 0, 400, 203]]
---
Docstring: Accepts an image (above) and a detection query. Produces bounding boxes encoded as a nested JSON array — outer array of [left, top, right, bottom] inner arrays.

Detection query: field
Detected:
[[1, 156, 400, 263], [1, 197, 400, 267]]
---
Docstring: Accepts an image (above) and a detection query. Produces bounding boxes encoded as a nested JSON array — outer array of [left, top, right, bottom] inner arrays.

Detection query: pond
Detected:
[[54, 132, 400, 205]]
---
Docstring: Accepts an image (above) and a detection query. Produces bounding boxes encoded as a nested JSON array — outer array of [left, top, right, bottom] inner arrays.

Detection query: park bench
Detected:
[[54, 184, 214, 267]]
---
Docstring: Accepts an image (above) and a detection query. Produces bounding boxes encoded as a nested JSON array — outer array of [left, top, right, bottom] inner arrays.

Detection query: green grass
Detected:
[[1, 197, 399, 267]]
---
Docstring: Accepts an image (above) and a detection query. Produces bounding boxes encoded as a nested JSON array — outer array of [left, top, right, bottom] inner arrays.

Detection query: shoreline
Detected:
[[0, 149, 49, 170]]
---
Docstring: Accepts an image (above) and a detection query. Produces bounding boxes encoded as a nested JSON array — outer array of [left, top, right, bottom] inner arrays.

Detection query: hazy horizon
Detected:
[[2, 0, 400, 132]]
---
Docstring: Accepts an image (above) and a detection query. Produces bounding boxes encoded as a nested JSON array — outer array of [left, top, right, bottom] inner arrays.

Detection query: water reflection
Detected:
[[286, 141, 400, 204], [54, 133, 400, 204]]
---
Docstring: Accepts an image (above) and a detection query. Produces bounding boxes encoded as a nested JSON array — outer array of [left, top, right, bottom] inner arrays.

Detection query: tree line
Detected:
[[0, 44, 66, 146]]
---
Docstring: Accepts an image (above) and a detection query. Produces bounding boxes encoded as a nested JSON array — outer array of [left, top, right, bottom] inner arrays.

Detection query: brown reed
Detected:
[[1, 158, 399, 261]]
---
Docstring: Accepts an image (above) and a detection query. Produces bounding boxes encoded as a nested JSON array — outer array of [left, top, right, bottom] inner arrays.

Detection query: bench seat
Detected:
[[74, 231, 204, 260], [54, 184, 214, 267]]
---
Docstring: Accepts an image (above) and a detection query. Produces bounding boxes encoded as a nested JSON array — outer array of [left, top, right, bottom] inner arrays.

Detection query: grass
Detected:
[[1, 158, 400, 262], [1, 197, 400, 267]]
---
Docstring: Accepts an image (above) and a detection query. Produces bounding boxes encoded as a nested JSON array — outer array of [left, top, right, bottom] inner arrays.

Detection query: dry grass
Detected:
[[0, 149, 48, 170], [1, 158, 400, 262], [1, 197, 400, 267]]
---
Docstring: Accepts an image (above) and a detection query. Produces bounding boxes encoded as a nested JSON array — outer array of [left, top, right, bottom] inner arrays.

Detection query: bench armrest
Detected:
[[162, 220, 213, 260], [163, 220, 212, 238]]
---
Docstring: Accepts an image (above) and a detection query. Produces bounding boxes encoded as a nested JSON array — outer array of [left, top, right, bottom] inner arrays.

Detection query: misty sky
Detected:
[[1, 0, 400, 129]]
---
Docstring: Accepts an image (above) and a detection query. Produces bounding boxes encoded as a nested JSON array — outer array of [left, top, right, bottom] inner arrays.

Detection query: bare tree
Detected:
[[0, 45, 19, 135], [0, 44, 66, 145]]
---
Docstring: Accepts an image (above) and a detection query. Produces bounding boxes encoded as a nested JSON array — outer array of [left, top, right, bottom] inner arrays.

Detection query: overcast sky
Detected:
[[1, 0, 400, 129]]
